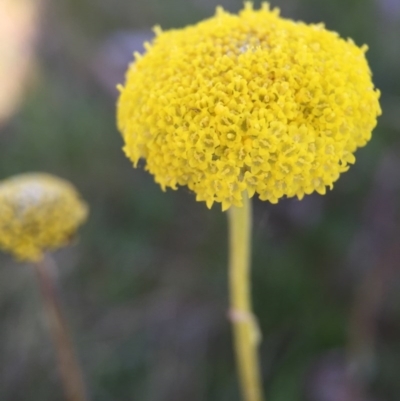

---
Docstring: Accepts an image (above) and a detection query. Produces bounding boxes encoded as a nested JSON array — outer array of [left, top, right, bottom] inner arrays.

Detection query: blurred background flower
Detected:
[[0, 0, 42, 128], [0, 1, 399, 401], [0, 173, 88, 261]]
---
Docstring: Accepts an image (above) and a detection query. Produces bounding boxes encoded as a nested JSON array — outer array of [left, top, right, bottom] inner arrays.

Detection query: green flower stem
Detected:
[[34, 255, 88, 401], [228, 196, 264, 401]]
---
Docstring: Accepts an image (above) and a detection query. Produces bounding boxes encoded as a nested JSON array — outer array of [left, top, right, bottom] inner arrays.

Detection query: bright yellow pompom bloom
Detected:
[[0, 173, 88, 262], [117, 2, 381, 211]]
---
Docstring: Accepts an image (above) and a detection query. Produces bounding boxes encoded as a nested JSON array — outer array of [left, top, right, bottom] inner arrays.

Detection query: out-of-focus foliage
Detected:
[[0, 0, 399, 400]]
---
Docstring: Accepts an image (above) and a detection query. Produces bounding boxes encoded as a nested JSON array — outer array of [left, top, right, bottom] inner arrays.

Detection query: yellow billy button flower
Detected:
[[0, 173, 88, 262], [117, 3, 381, 211]]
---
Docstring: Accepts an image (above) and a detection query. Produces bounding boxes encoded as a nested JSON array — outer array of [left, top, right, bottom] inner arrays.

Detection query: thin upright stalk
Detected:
[[34, 255, 88, 401], [228, 196, 264, 401]]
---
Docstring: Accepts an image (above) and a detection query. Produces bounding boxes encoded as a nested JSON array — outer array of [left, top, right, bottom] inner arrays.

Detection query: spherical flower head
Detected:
[[0, 173, 88, 262], [117, 2, 381, 211]]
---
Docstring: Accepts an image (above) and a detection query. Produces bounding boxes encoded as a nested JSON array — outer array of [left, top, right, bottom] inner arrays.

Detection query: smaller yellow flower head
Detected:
[[0, 173, 88, 262], [117, 3, 381, 211]]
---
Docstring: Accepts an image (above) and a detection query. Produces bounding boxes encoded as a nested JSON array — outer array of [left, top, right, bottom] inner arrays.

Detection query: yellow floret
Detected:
[[117, 2, 381, 211], [0, 173, 88, 262]]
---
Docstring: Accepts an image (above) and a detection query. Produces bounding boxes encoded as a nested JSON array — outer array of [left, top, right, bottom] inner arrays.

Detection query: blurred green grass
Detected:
[[1, 0, 399, 400]]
